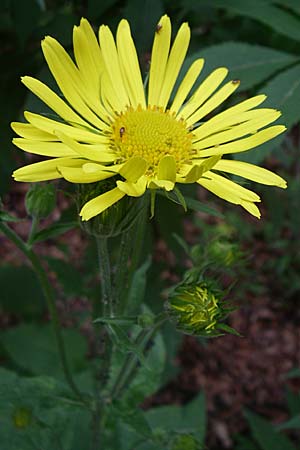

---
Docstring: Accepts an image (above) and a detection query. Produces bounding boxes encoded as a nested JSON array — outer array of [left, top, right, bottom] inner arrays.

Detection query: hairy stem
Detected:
[[96, 237, 113, 317]]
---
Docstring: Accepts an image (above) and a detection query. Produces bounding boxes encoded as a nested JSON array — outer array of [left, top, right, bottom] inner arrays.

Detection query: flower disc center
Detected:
[[111, 107, 193, 170]]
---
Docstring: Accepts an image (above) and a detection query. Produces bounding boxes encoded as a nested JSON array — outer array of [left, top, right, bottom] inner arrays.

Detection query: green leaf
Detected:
[[285, 367, 300, 379], [127, 256, 152, 315], [217, 323, 242, 336], [182, 392, 206, 443], [114, 404, 153, 439], [245, 410, 297, 450], [275, 0, 300, 15], [117, 329, 167, 406], [286, 387, 300, 416], [184, 42, 298, 91], [31, 220, 78, 244], [238, 63, 300, 164], [262, 63, 300, 128], [185, 196, 224, 218], [145, 392, 206, 443], [1, 324, 88, 377], [0, 368, 91, 450], [192, 0, 300, 43], [276, 415, 300, 431], [145, 405, 182, 431], [0, 265, 45, 318], [0, 210, 23, 222]]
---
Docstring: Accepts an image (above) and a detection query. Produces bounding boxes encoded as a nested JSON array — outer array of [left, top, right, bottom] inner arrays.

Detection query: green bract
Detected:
[[78, 179, 146, 237]]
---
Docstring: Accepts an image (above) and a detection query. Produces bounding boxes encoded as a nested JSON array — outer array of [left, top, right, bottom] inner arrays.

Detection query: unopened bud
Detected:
[[166, 281, 233, 337], [25, 183, 56, 219], [137, 313, 154, 328]]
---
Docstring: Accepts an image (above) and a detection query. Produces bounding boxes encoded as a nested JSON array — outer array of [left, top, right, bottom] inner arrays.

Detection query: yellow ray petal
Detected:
[[56, 131, 116, 162], [80, 187, 125, 221], [11, 122, 57, 141], [73, 18, 103, 97], [214, 159, 287, 188], [117, 20, 146, 109], [149, 179, 175, 191], [198, 171, 260, 203], [58, 165, 115, 183], [148, 15, 171, 106], [158, 22, 191, 109], [117, 176, 147, 197], [198, 125, 286, 157], [24, 112, 109, 144], [194, 110, 281, 149], [198, 172, 262, 218], [241, 200, 261, 218], [157, 155, 176, 181], [42, 38, 108, 130], [193, 107, 277, 142], [177, 67, 228, 120], [13, 138, 77, 157], [82, 162, 122, 173], [99, 24, 130, 109], [119, 156, 148, 182], [22, 77, 89, 128], [184, 155, 221, 182], [170, 58, 204, 115], [13, 157, 86, 182], [186, 79, 241, 127], [100, 71, 125, 113]]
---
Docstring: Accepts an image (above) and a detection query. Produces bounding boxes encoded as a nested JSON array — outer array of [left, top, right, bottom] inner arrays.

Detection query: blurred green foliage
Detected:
[[1, 0, 300, 449]]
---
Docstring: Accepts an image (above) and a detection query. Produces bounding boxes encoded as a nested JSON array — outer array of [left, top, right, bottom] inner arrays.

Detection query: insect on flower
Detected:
[[119, 127, 125, 138], [156, 23, 163, 33]]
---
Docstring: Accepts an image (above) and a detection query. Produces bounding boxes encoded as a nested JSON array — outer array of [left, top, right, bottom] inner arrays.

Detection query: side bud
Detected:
[[25, 183, 56, 219], [165, 281, 237, 337]]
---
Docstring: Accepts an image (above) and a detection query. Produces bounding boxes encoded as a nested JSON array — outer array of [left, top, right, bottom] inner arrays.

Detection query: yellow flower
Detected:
[[12, 15, 287, 221]]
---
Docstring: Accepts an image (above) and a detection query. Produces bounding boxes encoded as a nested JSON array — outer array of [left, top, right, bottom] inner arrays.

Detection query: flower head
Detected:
[[12, 16, 286, 220], [166, 281, 235, 337]]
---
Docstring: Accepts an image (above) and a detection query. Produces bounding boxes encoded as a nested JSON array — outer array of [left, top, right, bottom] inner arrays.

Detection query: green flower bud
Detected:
[[13, 407, 32, 428], [25, 183, 56, 219], [137, 313, 154, 328], [77, 179, 146, 237], [209, 239, 239, 267], [166, 281, 233, 337]]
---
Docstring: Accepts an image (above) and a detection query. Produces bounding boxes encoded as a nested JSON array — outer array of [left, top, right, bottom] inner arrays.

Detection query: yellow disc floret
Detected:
[[111, 106, 193, 173]]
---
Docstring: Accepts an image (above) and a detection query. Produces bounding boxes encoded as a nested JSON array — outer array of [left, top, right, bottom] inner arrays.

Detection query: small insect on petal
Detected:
[[231, 79, 240, 85], [156, 23, 163, 33], [120, 127, 125, 138]]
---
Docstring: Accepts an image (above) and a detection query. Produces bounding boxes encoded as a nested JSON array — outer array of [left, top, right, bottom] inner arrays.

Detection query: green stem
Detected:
[[96, 237, 113, 317], [110, 313, 167, 400], [27, 215, 39, 246], [0, 221, 87, 405], [114, 228, 134, 315]]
